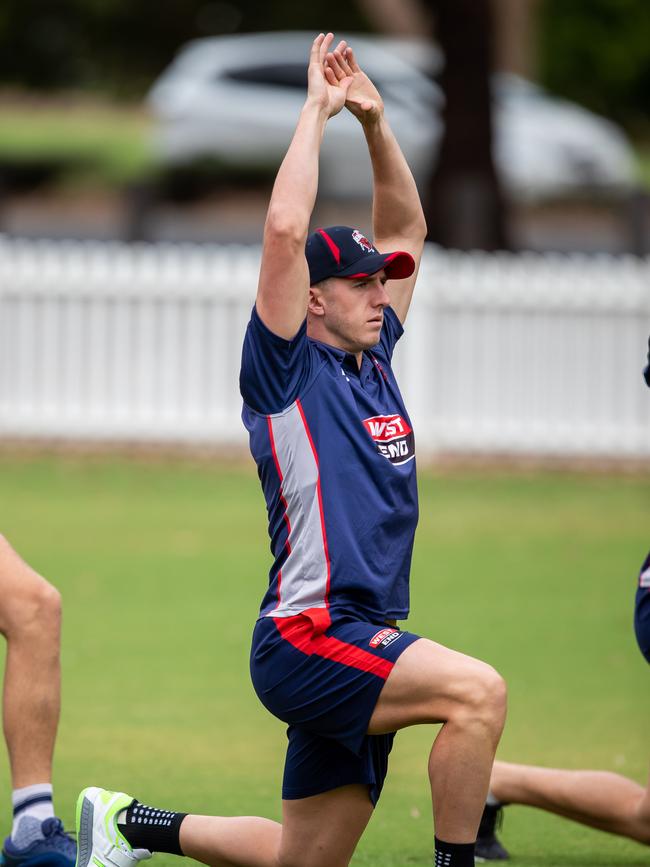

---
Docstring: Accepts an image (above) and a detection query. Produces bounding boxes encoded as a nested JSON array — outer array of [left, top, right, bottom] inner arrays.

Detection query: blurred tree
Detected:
[[357, 0, 509, 250], [354, 0, 432, 37], [1, 0, 648, 138], [539, 0, 650, 133], [424, 0, 509, 250], [492, 0, 542, 78], [0, 0, 370, 96]]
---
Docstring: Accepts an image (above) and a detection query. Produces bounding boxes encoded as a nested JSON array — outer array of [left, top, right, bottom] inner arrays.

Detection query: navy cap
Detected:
[[305, 225, 415, 286]]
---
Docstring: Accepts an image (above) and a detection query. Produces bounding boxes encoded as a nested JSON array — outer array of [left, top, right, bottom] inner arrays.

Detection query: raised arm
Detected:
[[325, 46, 427, 323], [256, 33, 352, 340]]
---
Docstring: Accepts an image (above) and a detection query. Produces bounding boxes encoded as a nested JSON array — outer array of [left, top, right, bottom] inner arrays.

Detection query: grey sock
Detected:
[[11, 816, 45, 849], [486, 790, 501, 807]]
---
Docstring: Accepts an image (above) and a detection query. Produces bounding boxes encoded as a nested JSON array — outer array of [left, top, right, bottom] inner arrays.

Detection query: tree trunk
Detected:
[[424, 0, 509, 250]]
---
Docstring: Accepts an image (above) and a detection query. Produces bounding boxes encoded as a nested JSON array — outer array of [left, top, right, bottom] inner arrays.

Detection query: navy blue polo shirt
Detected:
[[240, 305, 418, 623]]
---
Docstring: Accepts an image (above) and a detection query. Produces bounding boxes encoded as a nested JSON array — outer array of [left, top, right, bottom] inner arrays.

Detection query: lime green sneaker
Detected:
[[75, 788, 152, 867]]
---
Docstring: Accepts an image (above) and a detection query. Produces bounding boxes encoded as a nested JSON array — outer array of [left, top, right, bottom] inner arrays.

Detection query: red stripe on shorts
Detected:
[[274, 609, 394, 680]]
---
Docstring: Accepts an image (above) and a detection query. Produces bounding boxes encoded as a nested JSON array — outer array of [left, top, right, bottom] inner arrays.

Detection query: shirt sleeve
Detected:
[[239, 306, 314, 414], [376, 306, 405, 363]]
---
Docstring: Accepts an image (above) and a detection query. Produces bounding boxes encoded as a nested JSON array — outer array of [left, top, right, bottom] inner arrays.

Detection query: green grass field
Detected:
[[0, 455, 648, 866]]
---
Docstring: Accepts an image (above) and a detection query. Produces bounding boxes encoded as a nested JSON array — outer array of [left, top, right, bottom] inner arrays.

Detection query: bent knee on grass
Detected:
[[633, 787, 650, 845], [277, 838, 360, 867], [0, 578, 61, 640], [278, 786, 373, 867], [277, 854, 351, 867]]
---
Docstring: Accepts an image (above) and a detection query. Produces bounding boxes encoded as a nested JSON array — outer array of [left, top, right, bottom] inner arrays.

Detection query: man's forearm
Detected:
[[265, 100, 328, 238], [364, 117, 426, 242]]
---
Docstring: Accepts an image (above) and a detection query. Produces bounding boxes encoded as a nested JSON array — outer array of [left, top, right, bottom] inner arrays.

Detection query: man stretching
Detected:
[[74, 33, 506, 867]]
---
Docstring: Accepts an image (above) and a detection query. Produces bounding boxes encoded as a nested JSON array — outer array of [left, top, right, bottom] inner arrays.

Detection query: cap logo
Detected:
[[352, 229, 375, 253]]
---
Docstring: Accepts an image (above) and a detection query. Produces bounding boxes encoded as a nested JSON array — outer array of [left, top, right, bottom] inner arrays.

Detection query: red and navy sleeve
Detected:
[[239, 306, 313, 415]]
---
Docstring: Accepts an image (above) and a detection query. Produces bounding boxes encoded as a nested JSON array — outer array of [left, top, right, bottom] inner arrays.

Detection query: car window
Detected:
[[223, 62, 385, 94], [223, 64, 308, 89]]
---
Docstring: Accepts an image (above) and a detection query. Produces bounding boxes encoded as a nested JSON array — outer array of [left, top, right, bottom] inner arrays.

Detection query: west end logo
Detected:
[[352, 229, 375, 253], [369, 628, 403, 648], [362, 414, 415, 466]]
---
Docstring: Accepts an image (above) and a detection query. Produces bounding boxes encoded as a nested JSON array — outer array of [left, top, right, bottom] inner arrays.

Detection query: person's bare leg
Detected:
[[179, 815, 281, 867], [0, 534, 62, 788], [180, 641, 505, 866], [491, 760, 650, 845], [369, 638, 507, 843], [177, 784, 373, 867]]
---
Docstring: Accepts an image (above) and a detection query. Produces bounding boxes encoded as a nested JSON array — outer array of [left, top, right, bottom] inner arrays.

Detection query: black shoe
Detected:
[[475, 803, 510, 861]]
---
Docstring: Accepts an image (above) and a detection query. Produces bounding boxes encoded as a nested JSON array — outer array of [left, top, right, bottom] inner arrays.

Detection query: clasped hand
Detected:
[[307, 32, 384, 125]]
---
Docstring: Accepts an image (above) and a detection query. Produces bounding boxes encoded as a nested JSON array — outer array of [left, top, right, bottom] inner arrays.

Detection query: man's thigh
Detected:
[[279, 785, 373, 867], [368, 637, 502, 734]]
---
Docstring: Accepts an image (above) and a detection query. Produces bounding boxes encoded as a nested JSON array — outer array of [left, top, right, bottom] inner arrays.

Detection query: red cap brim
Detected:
[[341, 250, 415, 281], [382, 251, 416, 279]]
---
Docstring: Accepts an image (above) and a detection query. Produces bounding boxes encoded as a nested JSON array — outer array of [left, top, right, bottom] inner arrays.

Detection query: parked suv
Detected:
[[147, 31, 637, 201]]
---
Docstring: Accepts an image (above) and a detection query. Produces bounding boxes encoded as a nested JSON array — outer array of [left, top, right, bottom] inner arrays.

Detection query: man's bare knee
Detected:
[[453, 663, 507, 738], [1, 575, 62, 641], [278, 853, 348, 867], [0, 535, 60, 635], [634, 825, 650, 846], [623, 807, 650, 845], [277, 855, 303, 867], [24, 580, 62, 637], [633, 799, 650, 845], [37, 581, 62, 628]]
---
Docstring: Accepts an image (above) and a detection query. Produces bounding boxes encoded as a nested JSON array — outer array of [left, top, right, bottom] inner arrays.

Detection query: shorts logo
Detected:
[[369, 628, 403, 648], [352, 229, 375, 253], [640, 567, 650, 588], [362, 414, 415, 466]]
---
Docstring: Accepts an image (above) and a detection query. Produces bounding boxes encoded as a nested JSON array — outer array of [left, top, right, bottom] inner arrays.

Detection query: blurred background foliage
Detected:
[[0, 0, 649, 251], [0, 0, 369, 97], [0, 0, 647, 135], [539, 0, 650, 135]]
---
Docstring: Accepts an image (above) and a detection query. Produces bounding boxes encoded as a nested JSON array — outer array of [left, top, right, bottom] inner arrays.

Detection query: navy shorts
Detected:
[[250, 607, 420, 804], [634, 550, 650, 664]]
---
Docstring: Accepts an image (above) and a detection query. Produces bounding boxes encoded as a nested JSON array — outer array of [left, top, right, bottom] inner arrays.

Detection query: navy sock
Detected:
[[117, 800, 187, 856], [434, 836, 475, 867]]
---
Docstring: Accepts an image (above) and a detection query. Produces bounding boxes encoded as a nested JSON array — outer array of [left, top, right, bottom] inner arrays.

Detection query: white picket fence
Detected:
[[0, 235, 648, 457]]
